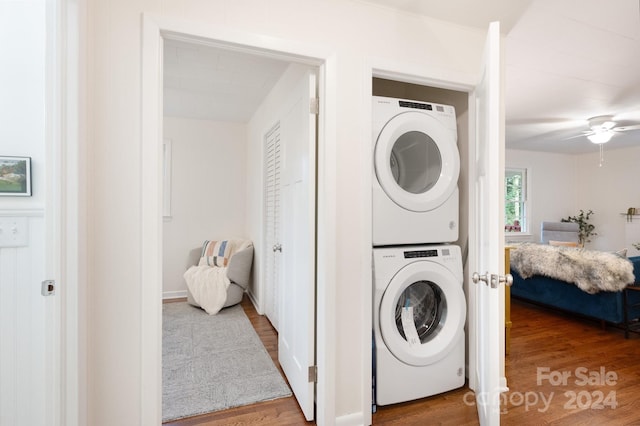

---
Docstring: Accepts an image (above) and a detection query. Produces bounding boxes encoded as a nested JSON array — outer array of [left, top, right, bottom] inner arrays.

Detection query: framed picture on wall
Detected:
[[0, 156, 32, 196]]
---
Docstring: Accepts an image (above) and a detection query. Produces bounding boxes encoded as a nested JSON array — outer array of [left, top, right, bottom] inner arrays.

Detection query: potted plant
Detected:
[[561, 209, 597, 246]]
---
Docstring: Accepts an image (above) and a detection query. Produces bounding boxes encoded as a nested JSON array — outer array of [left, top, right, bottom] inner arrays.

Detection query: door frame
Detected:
[[141, 15, 337, 424], [365, 61, 480, 424], [48, 0, 86, 424]]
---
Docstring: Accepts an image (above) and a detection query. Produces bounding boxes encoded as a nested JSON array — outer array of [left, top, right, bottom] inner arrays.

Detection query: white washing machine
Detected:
[[372, 96, 460, 246], [373, 244, 465, 406]]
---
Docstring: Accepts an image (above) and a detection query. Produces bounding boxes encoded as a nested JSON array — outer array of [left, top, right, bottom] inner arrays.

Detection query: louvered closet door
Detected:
[[264, 123, 282, 331]]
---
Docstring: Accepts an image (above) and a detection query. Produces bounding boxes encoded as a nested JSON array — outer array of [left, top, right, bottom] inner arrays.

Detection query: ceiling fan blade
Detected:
[[506, 117, 582, 126], [563, 131, 592, 140], [614, 124, 640, 132]]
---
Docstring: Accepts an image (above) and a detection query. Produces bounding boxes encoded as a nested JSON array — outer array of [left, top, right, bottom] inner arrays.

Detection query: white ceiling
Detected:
[[164, 0, 640, 154], [163, 39, 290, 122], [504, 0, 640, 154]]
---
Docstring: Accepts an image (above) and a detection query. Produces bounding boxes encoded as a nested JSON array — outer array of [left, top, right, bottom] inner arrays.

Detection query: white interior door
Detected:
[[278, 70, 317, 421], [264, 123, 282, 330], [469, 21, 507, 426]]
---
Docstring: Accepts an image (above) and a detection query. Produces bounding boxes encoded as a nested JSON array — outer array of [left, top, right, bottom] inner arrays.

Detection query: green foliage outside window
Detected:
[[505, 169, 526, 232]]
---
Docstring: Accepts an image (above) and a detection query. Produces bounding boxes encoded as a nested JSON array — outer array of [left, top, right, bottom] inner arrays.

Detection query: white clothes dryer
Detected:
[[372, 96, 459, 246], [373, 244, 465, 406]]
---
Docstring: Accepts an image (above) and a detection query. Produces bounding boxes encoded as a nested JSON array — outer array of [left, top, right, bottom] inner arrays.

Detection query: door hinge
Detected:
[[308, 365, 318, 383], [310, 98, 319, 115], [41, 280, 56, 296]]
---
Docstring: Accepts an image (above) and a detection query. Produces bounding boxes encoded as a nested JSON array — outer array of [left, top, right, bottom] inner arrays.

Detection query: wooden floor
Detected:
[[165, 297, 640, 425]]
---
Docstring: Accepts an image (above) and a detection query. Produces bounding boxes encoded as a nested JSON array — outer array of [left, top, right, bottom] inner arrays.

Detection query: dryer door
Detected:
[[379, 260, 465, 367], [375, 111, 459, 212]]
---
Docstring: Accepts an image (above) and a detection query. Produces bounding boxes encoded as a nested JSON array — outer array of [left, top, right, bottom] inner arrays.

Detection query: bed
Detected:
[[509, 242, 640, 338]]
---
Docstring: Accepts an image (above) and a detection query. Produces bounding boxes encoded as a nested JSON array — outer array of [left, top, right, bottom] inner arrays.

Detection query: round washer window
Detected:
[[389, 131, 442, 195], [394, 280, 446, 344]]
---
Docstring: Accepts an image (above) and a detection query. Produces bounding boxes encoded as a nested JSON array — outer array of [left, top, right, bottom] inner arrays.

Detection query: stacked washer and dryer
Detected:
[[372, 96, 466, 407]]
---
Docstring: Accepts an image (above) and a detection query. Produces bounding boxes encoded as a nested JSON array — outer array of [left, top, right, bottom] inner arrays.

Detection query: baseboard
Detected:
[[246, 290, 262, 315], [335, 412, 366, 426], [163, 290, 187, 300]]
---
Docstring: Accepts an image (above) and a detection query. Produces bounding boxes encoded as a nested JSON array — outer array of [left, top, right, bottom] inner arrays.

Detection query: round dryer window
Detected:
[[390, 131, 442, 195], [379, 261, 465, 367], [375, 111, 459, 212]]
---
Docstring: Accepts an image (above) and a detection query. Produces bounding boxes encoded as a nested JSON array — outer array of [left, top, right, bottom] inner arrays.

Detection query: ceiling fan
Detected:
[[576, 115, 640, 144], [563, 114, 640, 167]]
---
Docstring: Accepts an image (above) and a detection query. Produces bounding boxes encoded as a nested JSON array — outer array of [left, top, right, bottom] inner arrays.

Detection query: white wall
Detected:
[[0, 0, 48, 424], [507, 146, 640, 252], [162, 117, 247, 298], [506, 149, 578, 243], [575, 146, 640, 253], [87, 0, 487, 423]]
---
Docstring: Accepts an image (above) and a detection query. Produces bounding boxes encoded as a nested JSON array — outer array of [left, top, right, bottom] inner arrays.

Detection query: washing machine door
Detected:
[[379, 260, 465, 367], [375, 111, 459, 212]]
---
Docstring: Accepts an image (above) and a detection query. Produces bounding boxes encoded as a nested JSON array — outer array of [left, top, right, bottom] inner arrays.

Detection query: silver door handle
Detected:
[[472, 272, 489, 285], [272, 243, 282, 252], [501, 274, 513, 287], [472, 272, 513, 288]]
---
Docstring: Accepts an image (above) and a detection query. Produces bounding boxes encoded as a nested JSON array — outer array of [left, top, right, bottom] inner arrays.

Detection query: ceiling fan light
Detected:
[[587, 130, 613, 144]]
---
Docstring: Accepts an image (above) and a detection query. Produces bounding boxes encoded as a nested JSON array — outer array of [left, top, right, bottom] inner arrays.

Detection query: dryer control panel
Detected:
[[397, 100, 454, 116], [404, 249, 438, 258]]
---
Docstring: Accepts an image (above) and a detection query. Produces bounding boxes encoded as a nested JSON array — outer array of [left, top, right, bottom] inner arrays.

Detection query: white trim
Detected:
[[360, 63, 374, 426], [46, 0, 62, 420], [141, 15, 164, 425], [0, 209, 45, 217], [335, 412, 366, 426], [47, 0, 62, 424], [141, 14, 336, 425], [162, 290, 187, 300], [316, 57, 337, 426], [246, 290, 262, 314], [45, 0, 86, 424], [466, 90, 479, 392], [371, 57, 476, 93]]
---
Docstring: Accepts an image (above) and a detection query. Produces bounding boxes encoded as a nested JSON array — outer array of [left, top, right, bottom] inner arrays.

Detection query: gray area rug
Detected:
[[162, 302, 292, 422]]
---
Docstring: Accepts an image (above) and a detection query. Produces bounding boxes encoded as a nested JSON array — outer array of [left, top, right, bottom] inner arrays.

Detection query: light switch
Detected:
[[0, 217, 28, 247]]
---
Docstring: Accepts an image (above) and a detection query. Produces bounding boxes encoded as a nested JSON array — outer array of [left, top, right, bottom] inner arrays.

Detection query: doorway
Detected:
[[160, 36, 319, 421]]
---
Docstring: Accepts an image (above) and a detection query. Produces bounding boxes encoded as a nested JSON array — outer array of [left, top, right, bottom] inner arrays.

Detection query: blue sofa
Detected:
[[510, 255, 640, 337]]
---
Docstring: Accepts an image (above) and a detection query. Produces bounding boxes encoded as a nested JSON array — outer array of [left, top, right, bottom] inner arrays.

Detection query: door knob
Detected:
[[273, 243, 282, 252], [472, 272, 513, 288], [500, 274, 513, 287], [472, 272, 489, 285]]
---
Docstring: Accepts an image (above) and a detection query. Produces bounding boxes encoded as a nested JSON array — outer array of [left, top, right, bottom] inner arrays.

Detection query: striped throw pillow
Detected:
[[198, 240, 233, 267]]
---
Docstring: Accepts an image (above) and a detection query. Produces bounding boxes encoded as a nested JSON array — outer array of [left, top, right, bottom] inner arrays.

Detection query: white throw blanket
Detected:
[[183, 265, 230, 315]]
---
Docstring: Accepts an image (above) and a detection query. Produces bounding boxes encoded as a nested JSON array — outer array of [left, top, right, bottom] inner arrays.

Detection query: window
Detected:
[[505, 168, 527, 233]]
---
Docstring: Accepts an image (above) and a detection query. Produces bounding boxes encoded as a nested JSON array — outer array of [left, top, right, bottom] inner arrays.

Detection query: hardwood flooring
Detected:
[[165, 297, 640, 425]]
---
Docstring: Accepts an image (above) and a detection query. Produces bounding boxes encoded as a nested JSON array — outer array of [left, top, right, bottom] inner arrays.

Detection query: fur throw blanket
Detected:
[[510, 243, 634, 294]]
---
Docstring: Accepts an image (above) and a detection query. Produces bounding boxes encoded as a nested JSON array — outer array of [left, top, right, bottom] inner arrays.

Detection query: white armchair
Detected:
[[184, 239, 254, 314]]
